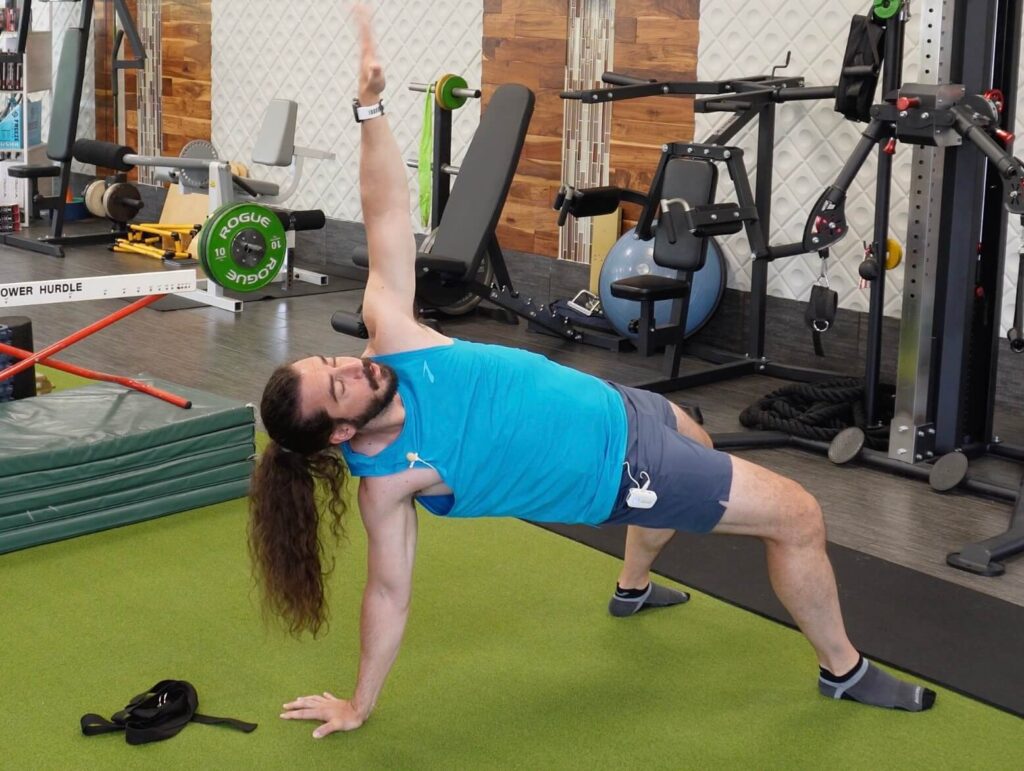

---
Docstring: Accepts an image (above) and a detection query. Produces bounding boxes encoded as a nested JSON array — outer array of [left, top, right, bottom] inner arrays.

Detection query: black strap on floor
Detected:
[[739, 377, 893, 449], [81, 680, 257, 745]]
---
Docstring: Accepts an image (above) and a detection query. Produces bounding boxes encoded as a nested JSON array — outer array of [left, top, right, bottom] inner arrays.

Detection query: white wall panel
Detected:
[[211, 0, 482, 231]]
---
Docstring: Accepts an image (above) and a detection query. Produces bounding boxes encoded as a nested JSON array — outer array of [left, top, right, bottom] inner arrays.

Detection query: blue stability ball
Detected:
[[597, 227, 726, 340]]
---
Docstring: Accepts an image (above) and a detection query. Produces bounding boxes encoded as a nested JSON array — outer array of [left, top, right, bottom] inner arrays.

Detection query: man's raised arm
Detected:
[[355, 5, 418, 334]]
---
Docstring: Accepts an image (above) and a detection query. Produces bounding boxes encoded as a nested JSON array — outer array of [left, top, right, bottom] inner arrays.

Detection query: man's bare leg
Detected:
[[610, 399, 934, 709], [715, 455, 857, 672], [717, 454, 934, 710], [614, 395, 863, 667], [617, 526, 676, 590]]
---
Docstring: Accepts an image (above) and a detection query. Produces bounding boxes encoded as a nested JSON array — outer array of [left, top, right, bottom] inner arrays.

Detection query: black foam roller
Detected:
[[289, 210, 327, 232], [0, 316, 36, 400], [274, 209, 326, 232], [73, 139, 136, 172]]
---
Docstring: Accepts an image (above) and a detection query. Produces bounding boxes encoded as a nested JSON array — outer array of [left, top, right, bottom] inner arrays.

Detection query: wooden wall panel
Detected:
[[483, 0, 568, 257], [611, 1, 699, 230], [484, 0, 700, 256], [94, 0, 211, 159]]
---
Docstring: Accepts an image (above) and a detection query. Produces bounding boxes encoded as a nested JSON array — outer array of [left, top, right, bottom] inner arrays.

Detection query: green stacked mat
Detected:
[[0, 378, 255, 554]]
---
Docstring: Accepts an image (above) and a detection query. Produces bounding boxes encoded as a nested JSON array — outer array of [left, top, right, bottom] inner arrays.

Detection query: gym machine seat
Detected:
[[5, 165, 61, 221], [609, 275, 692, 302], [607, 157, 717, 358], [229, 99, 300, 199]]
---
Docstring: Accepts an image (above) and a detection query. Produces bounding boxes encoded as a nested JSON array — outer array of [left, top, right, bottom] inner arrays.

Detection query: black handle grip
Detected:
[[661, 206, 678, 244], [331, 311, 369, 339], [601, 71, 655, 86], [776, 85, 838, 102]]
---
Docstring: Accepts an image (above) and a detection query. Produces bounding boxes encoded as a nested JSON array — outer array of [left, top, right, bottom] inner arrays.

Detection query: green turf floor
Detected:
[[1, 487, 1020, 770], [2, 368, 1018, 767]]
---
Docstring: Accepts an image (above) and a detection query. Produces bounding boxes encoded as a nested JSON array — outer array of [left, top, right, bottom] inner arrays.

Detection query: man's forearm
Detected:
[[359, 109, 410, 225], [351, 584, 410, 719]]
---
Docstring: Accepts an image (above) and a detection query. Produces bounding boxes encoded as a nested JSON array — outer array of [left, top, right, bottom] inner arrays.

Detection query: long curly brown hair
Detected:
[[249, 364, 350, 637]]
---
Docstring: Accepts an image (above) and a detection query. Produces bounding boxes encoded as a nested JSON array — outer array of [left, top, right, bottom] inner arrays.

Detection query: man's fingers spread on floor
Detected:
[[283, 695, 323, 709], [280, 707, 325, 721]]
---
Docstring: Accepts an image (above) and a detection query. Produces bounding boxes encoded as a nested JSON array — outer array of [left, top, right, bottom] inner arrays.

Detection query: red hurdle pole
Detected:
[[0, 341, 192, 409], [0, 294, 164, 383]]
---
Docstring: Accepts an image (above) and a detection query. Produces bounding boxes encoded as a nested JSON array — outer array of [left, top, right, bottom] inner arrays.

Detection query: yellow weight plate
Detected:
[[886, 238, 903, 270]]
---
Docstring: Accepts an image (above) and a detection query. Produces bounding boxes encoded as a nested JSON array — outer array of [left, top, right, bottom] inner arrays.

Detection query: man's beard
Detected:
[[346, 359, 399, 429]]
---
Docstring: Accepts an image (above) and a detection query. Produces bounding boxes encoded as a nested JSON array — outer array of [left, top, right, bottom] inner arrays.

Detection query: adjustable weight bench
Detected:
[[331, 84, 626, 350]]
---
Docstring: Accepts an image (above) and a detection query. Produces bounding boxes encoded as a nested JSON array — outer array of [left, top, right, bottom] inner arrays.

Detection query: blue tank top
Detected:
[[341, 339, 627, 526]]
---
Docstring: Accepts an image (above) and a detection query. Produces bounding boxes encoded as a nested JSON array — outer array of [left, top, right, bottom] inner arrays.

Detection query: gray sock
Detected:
[[819, 658, 936, 712], [608, 582, 690, 617]]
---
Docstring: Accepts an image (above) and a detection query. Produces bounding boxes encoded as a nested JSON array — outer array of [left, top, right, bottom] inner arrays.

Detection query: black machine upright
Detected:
[[3, 0, 144, 258]]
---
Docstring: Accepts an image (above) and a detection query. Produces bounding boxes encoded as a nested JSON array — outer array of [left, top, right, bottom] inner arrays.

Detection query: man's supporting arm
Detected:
[[279, 481, 418, 738], [351, 482, 419, 719]]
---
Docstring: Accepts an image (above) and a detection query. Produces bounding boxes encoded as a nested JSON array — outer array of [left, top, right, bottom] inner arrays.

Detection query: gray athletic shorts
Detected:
[[602, 383, 733, 533]]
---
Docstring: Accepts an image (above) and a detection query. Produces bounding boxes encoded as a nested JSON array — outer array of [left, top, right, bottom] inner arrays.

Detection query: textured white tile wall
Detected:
[[211, 0, 482, 231], [697, 0, 1023, 333], [696, 0, 918, 318]]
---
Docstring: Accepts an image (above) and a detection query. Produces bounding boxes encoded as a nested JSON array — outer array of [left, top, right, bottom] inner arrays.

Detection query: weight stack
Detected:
[[0, 317, 36, 401]]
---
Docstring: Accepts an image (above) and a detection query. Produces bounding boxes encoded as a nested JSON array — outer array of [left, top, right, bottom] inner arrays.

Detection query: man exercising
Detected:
[[250, 5, 935, 740]]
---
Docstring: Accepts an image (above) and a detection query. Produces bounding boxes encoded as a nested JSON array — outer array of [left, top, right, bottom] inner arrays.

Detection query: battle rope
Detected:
[[739, 377, 894, 449]]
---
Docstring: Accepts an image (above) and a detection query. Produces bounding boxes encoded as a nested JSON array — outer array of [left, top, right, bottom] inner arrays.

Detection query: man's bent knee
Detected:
[[716, 457, 825, 543], [779, 486, 826, 548]]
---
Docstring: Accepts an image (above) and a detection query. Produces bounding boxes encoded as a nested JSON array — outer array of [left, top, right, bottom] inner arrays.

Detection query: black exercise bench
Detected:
[[331, 84, 625, 350]]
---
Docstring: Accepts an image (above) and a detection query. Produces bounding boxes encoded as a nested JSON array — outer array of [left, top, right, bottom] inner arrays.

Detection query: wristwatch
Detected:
[[352, 98, 385, 123]]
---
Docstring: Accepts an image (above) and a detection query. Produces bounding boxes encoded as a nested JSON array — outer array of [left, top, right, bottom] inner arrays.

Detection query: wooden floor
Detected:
[[3, 233, 1023, 608]]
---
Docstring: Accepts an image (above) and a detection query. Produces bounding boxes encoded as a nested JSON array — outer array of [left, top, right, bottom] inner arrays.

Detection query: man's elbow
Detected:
[[367, 580, 412, 614]]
